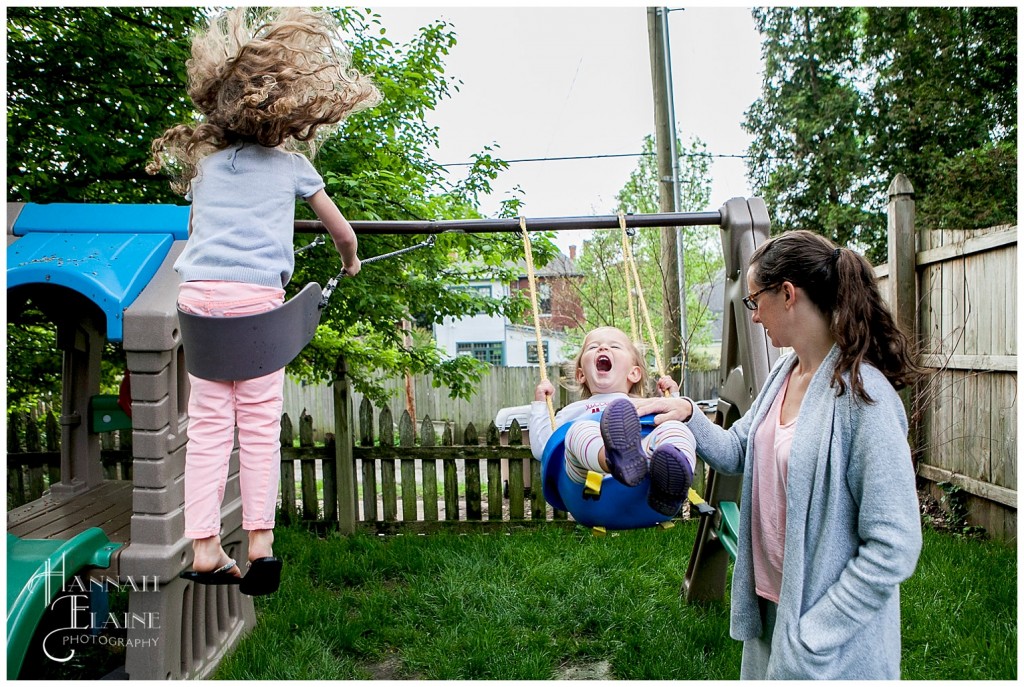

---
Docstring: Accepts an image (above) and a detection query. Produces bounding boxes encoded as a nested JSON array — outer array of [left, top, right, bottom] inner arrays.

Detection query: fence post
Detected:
[[887, 174, 917, 341], [334, 356, 357, 534], [26, 413, 45, 499], [45, 411, 60, 485], [887, 173, 917, 417], [279, 413, 296, 525], [8, 412, 24, 508]]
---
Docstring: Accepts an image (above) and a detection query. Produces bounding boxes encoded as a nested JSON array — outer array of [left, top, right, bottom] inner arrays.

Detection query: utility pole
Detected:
[[647, 7, 686, 393]]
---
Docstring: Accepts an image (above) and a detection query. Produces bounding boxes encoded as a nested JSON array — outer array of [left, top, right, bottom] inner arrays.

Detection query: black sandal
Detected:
[[240, 557, 283, 596]]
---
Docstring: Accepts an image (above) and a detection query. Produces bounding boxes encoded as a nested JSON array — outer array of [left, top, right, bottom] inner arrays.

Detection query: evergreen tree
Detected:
[[744, 7, 1016, 262]]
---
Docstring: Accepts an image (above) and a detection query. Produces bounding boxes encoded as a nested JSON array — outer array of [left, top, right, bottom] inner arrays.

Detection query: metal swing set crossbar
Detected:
[[294, 210, 724, 235]]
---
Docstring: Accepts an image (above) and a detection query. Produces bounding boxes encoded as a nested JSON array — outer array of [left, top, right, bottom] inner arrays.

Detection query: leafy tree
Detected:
[[745, 7, 1017, 263], [6, 7, 557, 410], [745, 8, 881, 257], [7, 7, 202, 203], [567, 135, 722, 374], [861, 7, 1017, 231]]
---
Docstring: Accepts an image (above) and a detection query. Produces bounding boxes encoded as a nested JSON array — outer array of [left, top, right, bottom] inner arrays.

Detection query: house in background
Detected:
[[434, 247, 583, 366], [689, 271, 725, 368]]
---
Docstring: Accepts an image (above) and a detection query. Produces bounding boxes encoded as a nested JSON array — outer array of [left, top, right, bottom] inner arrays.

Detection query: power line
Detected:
[[439, 150, 754, 168]]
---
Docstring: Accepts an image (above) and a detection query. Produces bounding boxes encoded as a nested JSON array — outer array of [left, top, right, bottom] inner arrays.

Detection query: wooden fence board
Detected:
[[361, 461, 377, 522], [401, 458, 417, 522], [995, 374, 1017, 490], [531, 460, 546, 519], [443, 459, 459, 521], [488, 459, 504, 519], [422, 458, 438, 521], [381, 459, 398, 522], [963, 372, 990, 482], [466, 460, 482, 521]]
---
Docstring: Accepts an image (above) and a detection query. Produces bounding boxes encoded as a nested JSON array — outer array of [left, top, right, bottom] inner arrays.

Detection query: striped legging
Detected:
[[563, 420, 696, 485]]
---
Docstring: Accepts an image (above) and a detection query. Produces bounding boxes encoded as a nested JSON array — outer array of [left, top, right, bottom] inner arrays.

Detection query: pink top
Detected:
[[750, 371, 797, 602]]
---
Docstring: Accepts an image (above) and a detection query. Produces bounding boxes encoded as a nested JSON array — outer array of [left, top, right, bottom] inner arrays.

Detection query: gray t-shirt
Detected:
[[174, 143, 325, 287]]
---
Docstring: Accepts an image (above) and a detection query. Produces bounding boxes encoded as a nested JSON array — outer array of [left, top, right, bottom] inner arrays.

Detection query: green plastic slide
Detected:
[[6, 528, 121, 679]]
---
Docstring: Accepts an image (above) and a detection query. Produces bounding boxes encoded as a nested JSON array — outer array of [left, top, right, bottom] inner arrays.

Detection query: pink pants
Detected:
[[178, 281, 286, 538]]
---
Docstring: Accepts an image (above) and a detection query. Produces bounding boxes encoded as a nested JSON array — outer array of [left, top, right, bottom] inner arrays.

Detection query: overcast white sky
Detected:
[[370, 5, 765, 253]]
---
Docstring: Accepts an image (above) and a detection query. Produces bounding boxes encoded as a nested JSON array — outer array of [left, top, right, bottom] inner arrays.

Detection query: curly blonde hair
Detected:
[[147, 7, 381, 194]]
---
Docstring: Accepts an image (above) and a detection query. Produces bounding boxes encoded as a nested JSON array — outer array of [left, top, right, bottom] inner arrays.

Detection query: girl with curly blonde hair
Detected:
[[149, 7, 380, 595]]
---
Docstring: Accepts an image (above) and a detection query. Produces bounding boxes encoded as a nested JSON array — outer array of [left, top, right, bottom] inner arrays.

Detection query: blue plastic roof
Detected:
[[7, 203, 187, 341], [12, 203, 190, 239]]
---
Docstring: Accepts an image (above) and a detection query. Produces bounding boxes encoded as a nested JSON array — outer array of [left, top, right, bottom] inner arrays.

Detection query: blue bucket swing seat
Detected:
[[540, 410, 674, 530]]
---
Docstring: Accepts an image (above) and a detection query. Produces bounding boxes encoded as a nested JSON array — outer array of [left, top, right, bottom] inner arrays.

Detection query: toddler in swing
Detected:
[[529, 326, 697, 516], [148, 7, 380, 594]]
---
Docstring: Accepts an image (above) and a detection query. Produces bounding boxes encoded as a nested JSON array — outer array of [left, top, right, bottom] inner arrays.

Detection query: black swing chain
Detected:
[[317, 234, 437, 309]]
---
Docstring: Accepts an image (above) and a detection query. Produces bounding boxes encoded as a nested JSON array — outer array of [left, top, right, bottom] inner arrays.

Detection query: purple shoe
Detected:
[[648, 444, 693, 516], [600, 399, 648, 487]]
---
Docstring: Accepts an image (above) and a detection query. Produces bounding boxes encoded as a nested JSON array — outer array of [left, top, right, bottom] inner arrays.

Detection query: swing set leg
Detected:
[[681, 469, 741, 604]]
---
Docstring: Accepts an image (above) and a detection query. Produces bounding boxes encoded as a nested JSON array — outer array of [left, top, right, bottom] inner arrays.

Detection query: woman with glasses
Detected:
[[635, 229, 925, 679]]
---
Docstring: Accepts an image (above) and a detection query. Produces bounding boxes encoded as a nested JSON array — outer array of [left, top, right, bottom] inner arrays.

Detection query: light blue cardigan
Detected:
[[685, 345, 922, 679]]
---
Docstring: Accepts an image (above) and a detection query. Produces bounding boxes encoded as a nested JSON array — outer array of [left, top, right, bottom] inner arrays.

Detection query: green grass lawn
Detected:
[[215, 521, 1016, 680]]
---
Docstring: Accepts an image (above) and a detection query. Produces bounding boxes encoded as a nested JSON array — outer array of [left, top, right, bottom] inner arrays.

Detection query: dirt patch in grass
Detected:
[[361, 655, 410, 680], [556, 659, 613, 680]]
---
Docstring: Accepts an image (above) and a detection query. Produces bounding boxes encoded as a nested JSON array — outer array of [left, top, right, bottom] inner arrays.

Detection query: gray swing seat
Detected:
[[177, 282, 324, 382]]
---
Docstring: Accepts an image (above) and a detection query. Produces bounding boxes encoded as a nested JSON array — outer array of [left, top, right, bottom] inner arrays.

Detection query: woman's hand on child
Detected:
[[656, 375, 679, 396], [633, 396, 693, 425], [535, 379, 555, 402]]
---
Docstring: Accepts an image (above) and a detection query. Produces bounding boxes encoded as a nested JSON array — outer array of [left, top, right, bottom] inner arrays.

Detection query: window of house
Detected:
[[456, 341, 504, 366], [526, 341, 549, 364], [452, 284, 492, 297]]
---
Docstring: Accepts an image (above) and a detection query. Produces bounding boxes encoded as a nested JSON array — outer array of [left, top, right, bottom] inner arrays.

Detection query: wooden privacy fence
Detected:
[[881, 175, 1017, 540], [279, 400, 569, 532], [6, 410, 133, 509]]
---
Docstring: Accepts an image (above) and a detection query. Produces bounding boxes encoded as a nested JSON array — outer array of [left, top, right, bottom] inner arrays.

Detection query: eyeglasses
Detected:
[[742, 283, 780, 311]]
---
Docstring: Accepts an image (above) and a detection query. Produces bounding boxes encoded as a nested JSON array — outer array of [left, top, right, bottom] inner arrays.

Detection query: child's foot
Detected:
[[247, 529, 275, 563], [192, 537, 241, 578], [647, 445, 693, 516], [600, 399, 648, 487]]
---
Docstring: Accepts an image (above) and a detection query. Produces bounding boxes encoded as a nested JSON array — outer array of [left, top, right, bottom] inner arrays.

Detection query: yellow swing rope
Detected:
[[522, 213, 697, 514], [619, 217, 640, 344], [520, 217, 556, 429], [619, 214, 702, 509], [617, 213, 670, 398]]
